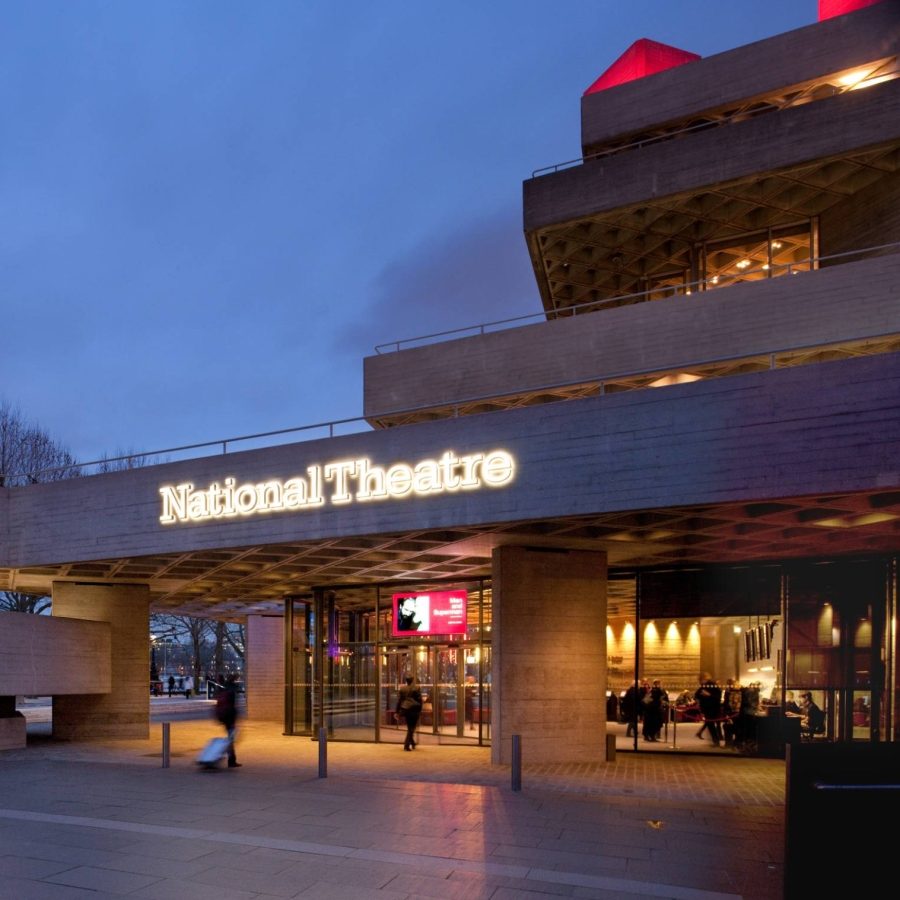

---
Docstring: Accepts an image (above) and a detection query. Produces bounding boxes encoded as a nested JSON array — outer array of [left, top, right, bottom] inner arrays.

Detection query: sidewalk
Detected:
[[0, 710, 786, 899]]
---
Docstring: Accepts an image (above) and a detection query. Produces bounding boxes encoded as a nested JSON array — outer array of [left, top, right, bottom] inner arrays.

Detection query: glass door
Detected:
[[379, 643, 490, 746]]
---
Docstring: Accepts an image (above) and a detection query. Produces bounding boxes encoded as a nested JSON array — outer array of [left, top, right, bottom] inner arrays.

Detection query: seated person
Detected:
[[783, 690, 803, 716], [800, 692, 825, 738]]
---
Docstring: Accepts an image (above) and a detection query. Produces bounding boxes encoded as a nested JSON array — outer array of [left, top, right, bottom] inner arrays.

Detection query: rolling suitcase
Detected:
[[197, 736, 230, 769]]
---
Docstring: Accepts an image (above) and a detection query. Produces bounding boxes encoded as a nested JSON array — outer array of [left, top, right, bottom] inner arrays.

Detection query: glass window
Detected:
[[704, 223, 813, 289]]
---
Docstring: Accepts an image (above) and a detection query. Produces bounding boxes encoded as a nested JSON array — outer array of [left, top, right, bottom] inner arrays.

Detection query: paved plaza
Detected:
[[0, 699, 786, 899]]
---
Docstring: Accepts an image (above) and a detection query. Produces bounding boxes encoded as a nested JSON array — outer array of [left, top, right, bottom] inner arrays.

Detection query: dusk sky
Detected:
[[2, 1, 816, 465]]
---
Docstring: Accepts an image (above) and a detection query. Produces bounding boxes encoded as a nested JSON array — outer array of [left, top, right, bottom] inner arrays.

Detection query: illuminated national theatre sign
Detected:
[[159, 449, 515, 525]]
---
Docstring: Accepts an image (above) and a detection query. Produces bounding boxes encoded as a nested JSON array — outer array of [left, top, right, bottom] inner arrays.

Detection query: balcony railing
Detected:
[[3, 242, 898, 484], [373, 241, 900, 355]]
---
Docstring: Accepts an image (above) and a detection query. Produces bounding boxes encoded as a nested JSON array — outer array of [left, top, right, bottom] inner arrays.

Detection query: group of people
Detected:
[[620, 674, 827, 748], [621, 679, 668, 742], [164, 674, 195, 698]]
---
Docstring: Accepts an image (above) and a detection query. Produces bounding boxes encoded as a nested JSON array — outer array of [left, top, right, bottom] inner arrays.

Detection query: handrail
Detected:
[[528, 70, 883, 179], [5, 324, 900, 484], [530, 113, 759, 179], [373, 241, 900, 355]]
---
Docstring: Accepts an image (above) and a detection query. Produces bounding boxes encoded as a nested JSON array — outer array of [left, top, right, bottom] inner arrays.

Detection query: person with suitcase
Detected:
[[215, 674, 242, 768]]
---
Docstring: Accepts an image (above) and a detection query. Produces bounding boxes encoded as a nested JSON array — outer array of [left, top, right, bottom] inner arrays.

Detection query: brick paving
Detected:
[[0, 702, 787, 899]]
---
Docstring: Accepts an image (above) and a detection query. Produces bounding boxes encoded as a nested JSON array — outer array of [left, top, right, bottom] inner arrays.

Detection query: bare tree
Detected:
[[212, 620, 245, 681], [96, 449, 161, 473], [151, 614, 209, 677], [1, 401, 81, 614], [0, 400, 79, 487], [0, 591, 51, 615]]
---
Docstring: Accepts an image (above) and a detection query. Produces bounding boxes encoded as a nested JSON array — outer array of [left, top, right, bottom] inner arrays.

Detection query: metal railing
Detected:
[[528, 67, 899, 179], [373, 241, 900, 355], [531, 114, 748, 179], [6, 325, 899, 485], [3, 242, 898, 485]]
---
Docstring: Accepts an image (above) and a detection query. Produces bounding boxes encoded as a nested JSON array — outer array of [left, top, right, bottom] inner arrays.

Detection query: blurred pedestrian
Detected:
[[214, 674, 242, 767], [395, 676, 423, 751]]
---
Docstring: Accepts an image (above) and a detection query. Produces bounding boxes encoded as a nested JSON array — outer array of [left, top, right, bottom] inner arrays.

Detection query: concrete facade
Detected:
[[3, 351, 900, 572], [1, 4, 898, 763], [579, 3, 899, 153], [0, 611, 111, 696], [492, 546, 606, 764], [245, 614, 284, 722], [51, 583, 150, 740], [364, 254, 900, 417], [526, 78, 899, 232]]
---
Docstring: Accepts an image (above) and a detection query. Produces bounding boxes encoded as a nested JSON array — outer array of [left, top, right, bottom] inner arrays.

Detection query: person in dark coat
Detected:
[[801, 692, 825, 739], [621, 683, 639, 737], [694, 675, 723, 745], [215, 674, 241, 767], [641, 680, 667, 742], [395, 676, 423, 751], [167, 674, 176, 698]]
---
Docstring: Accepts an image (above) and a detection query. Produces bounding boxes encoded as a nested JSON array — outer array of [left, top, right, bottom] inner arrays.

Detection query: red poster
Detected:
[[392, 590, 467, 636]]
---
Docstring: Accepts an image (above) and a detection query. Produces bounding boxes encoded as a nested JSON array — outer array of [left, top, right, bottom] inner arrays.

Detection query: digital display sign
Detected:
[[392, 590, 468, 637]]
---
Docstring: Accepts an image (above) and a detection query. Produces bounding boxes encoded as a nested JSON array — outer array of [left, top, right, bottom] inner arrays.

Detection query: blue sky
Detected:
[[1, 1, 816, 463]]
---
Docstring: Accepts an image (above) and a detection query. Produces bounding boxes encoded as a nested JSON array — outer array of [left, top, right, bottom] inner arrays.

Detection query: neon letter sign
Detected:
[[159, 449, 515, 525]]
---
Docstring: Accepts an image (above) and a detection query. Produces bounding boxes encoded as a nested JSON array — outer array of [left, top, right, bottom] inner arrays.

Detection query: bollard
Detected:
[[161, 721, 170, 769], [511, 734, 521, 791], [606, 732, 616, 763], [318, 727, 327, 778]]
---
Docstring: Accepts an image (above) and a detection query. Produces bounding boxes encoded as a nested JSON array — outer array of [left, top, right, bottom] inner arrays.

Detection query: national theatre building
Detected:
[[2, 0, 899, 765]]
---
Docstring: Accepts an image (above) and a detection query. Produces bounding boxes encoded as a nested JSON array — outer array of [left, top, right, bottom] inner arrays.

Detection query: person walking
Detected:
[[395, 676, 423, 751], [215, 674, 242, 767], [183, 674, 194, 699], [621, 682, 639, 738], [695, 674, 723, 746], [167, 674, 175, 698]]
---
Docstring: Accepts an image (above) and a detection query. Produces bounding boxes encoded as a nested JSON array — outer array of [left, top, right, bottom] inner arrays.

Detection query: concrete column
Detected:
[[245, 614, 283, 722], [492, 546, 607, 765], [52, 582, 150, 740]]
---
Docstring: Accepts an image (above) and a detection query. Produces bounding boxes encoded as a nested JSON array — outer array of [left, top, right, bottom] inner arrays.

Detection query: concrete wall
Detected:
[[0, 611, 111, 696], [526, 77, 899, 232], [0, 714, 26, 751], [3, 351, 900, 571], [492, 546, 606, 764], [820, 170, 900, 261], [52, 583, 150, 740], [245, 614, 284, 722], [364, 254, 900, 417], [579, 3, 900, 153]]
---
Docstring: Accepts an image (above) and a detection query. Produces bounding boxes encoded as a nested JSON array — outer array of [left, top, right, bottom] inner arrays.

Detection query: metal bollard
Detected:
[[162, 721, 170, 768], [606, 732, 616, 763], [318, 727, 327, 778], [511, 734, 521, 791]]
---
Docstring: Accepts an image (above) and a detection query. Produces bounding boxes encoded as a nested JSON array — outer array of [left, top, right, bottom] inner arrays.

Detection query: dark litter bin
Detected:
[[785, 743, 900, 897]]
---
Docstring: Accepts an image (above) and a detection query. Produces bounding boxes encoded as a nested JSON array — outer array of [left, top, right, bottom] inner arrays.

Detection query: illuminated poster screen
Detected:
[[392, 590, 467, 637]]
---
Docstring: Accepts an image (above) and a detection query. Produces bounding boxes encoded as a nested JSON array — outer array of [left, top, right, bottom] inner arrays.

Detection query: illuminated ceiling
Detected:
[[529, 144, 900, 315]]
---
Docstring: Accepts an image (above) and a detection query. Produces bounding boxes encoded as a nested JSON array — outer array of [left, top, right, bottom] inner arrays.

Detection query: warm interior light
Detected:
[[838, 66, 877, 87], [649, 372, 701, 388], [710, 275, 720, 284], [811, 512, 899, 528], [733, 625, 742, 634], [736, 259, 751, 269], [850, 73, 898, 91], [771, 241, 783, 250]]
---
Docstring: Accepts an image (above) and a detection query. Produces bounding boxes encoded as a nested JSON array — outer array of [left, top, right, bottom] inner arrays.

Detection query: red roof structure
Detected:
[[583, 38, 700, 96], [819, 0, 885, 21]]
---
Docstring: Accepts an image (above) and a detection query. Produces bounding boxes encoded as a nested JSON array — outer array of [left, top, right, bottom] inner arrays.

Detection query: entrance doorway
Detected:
[[285, 578, 492, 746], [381, 644, 491, 746]]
